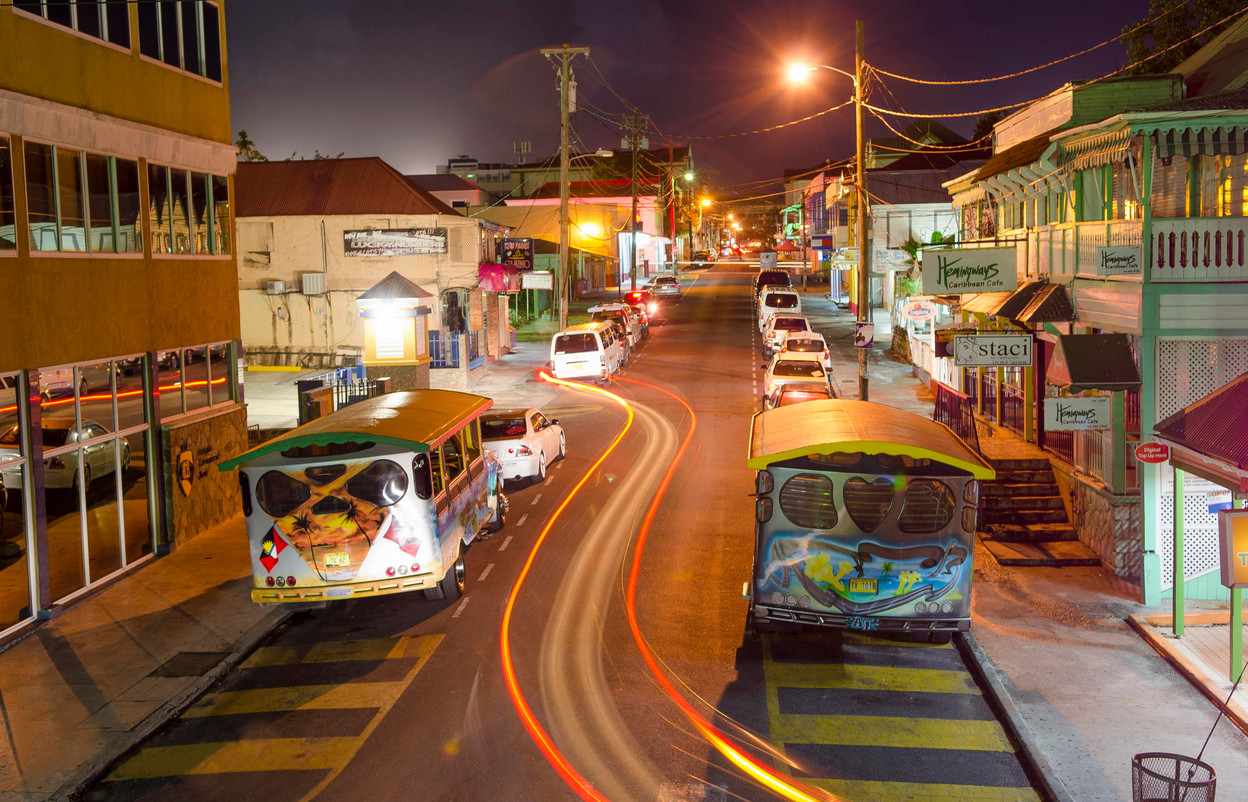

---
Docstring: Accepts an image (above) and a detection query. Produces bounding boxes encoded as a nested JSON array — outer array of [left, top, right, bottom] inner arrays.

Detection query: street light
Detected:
[[785, 20, 870, 402]]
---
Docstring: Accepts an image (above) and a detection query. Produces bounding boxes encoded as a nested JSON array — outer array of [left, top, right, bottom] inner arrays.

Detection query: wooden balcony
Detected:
[[1026, 218, 1248, 282]]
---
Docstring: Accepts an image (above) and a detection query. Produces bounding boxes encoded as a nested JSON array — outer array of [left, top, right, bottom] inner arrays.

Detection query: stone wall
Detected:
[[162, 403, 248, 547], [1055, 462, 1144, 583], [365, 363, 429, 392]]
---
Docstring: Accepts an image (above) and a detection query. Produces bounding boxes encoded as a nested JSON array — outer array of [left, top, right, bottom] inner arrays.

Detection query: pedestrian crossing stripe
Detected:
[[770, 714, 1015, 752], [764, 660, 980, 696], [106, 634, 443, 795], [805, 777, 1041, 801]]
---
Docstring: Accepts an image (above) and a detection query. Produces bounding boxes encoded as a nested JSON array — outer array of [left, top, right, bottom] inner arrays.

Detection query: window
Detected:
[[55, 148, 86, 251], [429, 447, 445, 498], [843, 476, 893, 532], [463, 421, 482, 465], [0, 138, 14, 250], [778, 473, 837, 529], [138, 1, 223, 81], [148, 163, 171, 254], [25, 142, 57, 251], [210, 174, 230, 254], [442, 432, 465, 482], [897, 479, 956, 534], [413, 453, 433, 500], [147, 164, 231, 256], [13, 0, 131, 47]]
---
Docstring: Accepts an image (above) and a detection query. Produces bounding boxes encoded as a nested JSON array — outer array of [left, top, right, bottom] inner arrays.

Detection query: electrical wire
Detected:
[[661, 100, 853, 140]]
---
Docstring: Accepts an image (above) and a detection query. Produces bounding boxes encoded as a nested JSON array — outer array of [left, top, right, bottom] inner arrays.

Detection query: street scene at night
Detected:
[[4, 2, 1248, 801]]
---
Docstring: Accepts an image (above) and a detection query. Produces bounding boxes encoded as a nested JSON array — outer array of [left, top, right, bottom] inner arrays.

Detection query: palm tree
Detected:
[[879, 561, 895, 582]]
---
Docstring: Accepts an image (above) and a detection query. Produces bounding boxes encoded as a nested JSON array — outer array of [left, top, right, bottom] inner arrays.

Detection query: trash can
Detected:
[[1132, 753, 1215, 801]]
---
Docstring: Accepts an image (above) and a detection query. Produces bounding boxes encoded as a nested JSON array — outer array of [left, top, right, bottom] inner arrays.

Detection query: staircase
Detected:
[[979, 457, 1102, 567]]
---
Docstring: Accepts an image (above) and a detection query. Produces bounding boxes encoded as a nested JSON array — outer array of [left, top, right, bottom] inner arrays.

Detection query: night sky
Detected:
[[225, 0, 1151, 199]]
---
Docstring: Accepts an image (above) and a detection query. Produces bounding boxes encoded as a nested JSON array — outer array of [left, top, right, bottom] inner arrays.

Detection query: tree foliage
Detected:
[[971, 110, 1006, 143], [234, 130, 267, 162], [1121, 0, 1243, 76]]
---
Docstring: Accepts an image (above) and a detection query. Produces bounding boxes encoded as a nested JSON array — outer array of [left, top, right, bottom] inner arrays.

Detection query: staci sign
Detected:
[[1044, 397, 1111, 431], [921, 247, 1018, 294], [952, 334, 1033, 367]]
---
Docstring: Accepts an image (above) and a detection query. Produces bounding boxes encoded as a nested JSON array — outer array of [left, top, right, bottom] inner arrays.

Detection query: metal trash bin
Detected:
[[1132, 752, 1216, 801]]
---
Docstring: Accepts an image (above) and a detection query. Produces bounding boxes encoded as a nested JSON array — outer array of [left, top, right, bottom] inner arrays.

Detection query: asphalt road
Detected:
[[82, 267, 1043, 802]]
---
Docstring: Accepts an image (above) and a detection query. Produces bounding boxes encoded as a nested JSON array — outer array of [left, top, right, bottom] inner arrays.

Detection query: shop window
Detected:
[[137, 1, 223, 82], [778, 473, 837, 530], [86, 154, 113, 253], [897, 479, 956, 534], [0, 138, 14, 251], [13, 1, 129, 47], [170, 170, 192, 254], [57, 141, 85, 250]]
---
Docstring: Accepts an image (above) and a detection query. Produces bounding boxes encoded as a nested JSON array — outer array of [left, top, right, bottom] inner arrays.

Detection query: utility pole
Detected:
[[540, 44, 589, 330], [854, 19, 871, 402], [625, 110, 648, 292]]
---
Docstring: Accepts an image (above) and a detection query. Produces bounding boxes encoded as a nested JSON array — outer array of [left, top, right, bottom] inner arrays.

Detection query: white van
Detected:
[[757, 288, 802, 331], [550, 321, 623, 382]]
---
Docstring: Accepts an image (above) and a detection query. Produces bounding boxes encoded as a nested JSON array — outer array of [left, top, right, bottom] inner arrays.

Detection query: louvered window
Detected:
[[778, 473, 837, 530], [897, 479, 956, 534]]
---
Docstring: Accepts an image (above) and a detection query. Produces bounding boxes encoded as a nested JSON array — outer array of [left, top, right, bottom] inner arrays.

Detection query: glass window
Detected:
[[463, 421, 481, 464], [116, 356, 147, 430], [190, 172, 209, 254], [122, 430, 152, 562], [24, 142, 57, 252], [137, 0, 160, 59], [160, 2, 180, 68], [77, 1, 102, 39], [412, 453, 433, 500], [0, 138, 14, 250], [46, 0, 72, 27], [345, 460, 408, 508], [429, 447, 445, 497], [170, 170, 191, 254], [180, 1, 201, 76], [79, 361, 118, 431], [205, 343, 228, 405], [210, 173, 230, 254], [778, 473, 837, 530], [115, 159, 141, 253], [56, 148, 86, 252], [156, 349, 183, 418], [86, 154, 113, 253], [85, 439, 122, 582], [897, 479, 956, 534], [147, 164, 171, 254], [843, 476, 894, 532], [442, 433, 465, 482], [183, 346, 208, 411], [13, 1, 42, 14], [203, 2, 222, 81], [105, 0, 130, 47]]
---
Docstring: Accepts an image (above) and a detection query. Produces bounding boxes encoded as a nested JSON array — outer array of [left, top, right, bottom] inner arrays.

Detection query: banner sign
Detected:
[[1044, 397, 1111, 430], [952, 334, 1033, 367], [522, 270, 553, 291], [811, 234, 836, 250], [344, 228, 447, 256], [1218, 509, 1248, 589], [500, 238, 534, 270], [900, 300, 938, 323], [1097, 246, 1142, 276], [921, 247, 1018, 294]]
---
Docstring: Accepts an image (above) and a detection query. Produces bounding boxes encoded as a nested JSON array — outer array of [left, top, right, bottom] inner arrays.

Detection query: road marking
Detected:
[[477, 563, 494, 582], [452, 596, 471, 618], [771, 713, 1014, 751], [498, 535, 513, 551], [544, 476, 554, 486], [515, 514, 528, 526], [183, 681, 405, 717], [763, 660, 978, 695], [807, 778, 1040, 802], [531, 493, 542, 505]]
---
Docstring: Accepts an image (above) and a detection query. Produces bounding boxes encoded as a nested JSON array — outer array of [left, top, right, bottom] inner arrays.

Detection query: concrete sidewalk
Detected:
[[1, 270, 1245, 801]]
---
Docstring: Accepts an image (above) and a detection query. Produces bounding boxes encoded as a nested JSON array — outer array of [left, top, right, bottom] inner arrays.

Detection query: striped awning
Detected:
[[1058, 129, 1133, 172], [1147, 126, 1248, 159]]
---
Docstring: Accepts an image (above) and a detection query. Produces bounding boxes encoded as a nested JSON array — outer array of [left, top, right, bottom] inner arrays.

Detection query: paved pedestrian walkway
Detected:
[[0, 269, 1245, 802]]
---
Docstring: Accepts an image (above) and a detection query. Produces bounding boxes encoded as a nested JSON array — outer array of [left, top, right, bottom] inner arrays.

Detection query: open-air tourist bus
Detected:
[[746, 399, 995, 641], [219, 390, 506, 605]]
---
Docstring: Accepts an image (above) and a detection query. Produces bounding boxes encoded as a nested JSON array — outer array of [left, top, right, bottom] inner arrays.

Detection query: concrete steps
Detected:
[[979, 454, 1102, 568]]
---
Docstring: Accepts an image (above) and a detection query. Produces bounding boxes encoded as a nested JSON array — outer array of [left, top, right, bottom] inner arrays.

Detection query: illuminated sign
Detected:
[[952, 334, 1033, 367], [344, 228, 448, 256], [1044, 397, 1111, 431], [500, 238, 534, 270], [1218, 509, 1248, 589]]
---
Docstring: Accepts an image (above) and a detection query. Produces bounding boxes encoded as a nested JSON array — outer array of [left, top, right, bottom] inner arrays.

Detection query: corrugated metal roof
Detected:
[[1154, 372, 1248, 472], [1127, 87, 1248, 114], [406, 173, 482, 192], [1046, 334, 1140, 393], [974, 130, 1061, 183], [236, 158, 459, 217], [1014, 283, 1074, 324]]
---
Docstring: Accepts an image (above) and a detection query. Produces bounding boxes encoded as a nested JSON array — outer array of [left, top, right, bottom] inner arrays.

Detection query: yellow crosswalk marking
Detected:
[[106, 737, 358, 779], [770, 714, 1016, 752], [764, 660, 980, 695], [303, 637, 409, 663], [807, 777, 1042, 802], [239, 644, 303, 669], [184, 681, 405, 717]]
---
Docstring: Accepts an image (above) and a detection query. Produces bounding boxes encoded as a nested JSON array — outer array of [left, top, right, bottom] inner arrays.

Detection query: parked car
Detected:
[[549, 321, 623, 383], [753, 269, 791, 300], [691, 249, 715, 267], [761, 314, 812, 357], [762, 351, 832, 400], [589, 303, 644, 348], [763, 384, 836, 410], [0, 418, 130, 491], [648, 275, 682, 301], [625, 289, 665, 324], [778, 331, 831, 371], [481, 408, 566, 484], [757, 287, 802, 331]]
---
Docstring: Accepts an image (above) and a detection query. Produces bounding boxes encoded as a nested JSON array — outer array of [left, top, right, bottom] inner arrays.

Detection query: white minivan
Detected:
[[757, 288, 802, 331], [550, 321, 623, 382]]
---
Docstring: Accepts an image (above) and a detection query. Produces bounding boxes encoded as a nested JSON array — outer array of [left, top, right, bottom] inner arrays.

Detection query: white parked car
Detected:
[[761, 314, 812, 357], [589, 303, 643, 349], [778, 331, 831, 370], [757, 287, 801, 331], [481, 408, 566, 484], [0, 418, 130, 491], [762, 351, 832, 400]]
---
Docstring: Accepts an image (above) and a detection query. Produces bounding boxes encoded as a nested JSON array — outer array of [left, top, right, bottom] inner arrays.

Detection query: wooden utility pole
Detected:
[[541, 44, 590, 330], [854, 19, 871, 402], [626, 111, 648, 292]]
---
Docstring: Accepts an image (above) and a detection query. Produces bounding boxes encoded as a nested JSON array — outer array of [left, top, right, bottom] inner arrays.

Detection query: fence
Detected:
[[429, 329, 486, 370], [933, 381, 981, 454]]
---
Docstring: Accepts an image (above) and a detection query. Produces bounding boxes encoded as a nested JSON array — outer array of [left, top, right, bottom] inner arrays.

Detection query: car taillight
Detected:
[[766, 383, 777, 394], [515, 445, 533, 456], [823, 349, 830, 361]]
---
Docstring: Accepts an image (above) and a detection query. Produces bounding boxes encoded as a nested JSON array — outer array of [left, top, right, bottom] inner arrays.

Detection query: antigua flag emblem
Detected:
[[259, 525, 288, 573]]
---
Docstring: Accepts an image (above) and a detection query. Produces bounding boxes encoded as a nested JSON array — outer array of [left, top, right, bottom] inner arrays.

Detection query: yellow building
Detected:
[[0, 1, 242, 642]]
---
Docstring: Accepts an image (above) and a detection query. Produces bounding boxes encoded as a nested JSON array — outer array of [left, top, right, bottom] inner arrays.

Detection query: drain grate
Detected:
[[148, 651, 230, 678]]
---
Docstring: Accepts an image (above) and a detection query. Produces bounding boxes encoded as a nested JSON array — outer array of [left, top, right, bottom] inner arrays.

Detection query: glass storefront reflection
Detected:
[[47, 451, 87, 602], [157, 349, 184, 418], [0, 370, 30, 629], [122, 431, 152, 564], [84, 439, 122, 582], [184, 346, 209, 412]]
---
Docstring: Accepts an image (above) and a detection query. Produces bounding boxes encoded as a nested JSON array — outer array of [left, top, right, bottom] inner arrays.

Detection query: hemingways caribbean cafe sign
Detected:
[[1044, 396, 1111, 430], [921, 247, 1018, 294]]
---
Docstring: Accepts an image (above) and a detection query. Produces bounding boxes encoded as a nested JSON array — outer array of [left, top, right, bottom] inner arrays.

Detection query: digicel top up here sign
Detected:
[[921, 247, 1018, 295]]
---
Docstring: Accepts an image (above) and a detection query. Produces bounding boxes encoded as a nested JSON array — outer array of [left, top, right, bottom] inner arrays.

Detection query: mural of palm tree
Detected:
[[880, 561, 895, 582], [289, 512, 324, 580], [339, 499, 374, 546]]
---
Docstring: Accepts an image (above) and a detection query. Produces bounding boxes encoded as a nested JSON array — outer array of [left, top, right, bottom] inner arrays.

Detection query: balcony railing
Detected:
[[1151, 218, 1248, 281]]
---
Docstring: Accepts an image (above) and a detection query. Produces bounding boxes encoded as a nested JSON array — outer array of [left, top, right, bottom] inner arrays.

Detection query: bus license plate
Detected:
[[324, 552, 351, 568], [847, 616, 880, 632]]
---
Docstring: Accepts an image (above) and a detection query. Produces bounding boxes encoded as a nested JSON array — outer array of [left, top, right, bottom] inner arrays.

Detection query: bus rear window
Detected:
[[778, 473, 837, 529], [897, 479, 956, 533], [554, 333, 598, 354]]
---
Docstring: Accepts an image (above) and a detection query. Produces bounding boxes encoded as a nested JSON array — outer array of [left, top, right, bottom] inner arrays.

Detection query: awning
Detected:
[[478, 262, 520, 293], [959, 280, 1047, 319], [1013, 283, 1075, 325], [1046, 334, 1140, 393], [1059, 129, 1133, 172], [960, 291, 1015, 315], [1154, 372, 1248, 480], [1148, 126, 1248, 159]]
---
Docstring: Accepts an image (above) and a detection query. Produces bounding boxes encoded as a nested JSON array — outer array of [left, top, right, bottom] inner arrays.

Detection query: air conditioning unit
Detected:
[[264, 280, 285, 295], [300, 272, 327, 295]]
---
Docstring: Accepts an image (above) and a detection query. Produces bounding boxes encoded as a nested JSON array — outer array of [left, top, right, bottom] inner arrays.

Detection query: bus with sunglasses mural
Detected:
[[219, 390, 506, 604]]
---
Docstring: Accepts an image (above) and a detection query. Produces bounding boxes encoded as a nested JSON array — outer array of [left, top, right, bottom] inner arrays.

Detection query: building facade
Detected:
[[0, 1, 242, 641]]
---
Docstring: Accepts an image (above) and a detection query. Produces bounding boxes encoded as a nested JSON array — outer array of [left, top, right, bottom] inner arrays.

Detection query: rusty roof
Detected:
[[974, 130, 1061, 183], [1155, 372, 1248, 472], [236, 158, 459, 217]]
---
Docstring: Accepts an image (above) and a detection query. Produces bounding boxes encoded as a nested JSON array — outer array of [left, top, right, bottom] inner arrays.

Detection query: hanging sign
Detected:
[[1218, 509, 1248, 589], [343, 228, 447, 256], [1134, 442, 1170, 464], [921, 247, 1018, 294], [1097, 246, 1142, 276], [952, 334, 1033, 367], [500, 238, 535, 270], [1044, 397, 1111, 431], [854, 322, 874, 348], [900, 300, 938, 322], [522, 270, 553, 291]]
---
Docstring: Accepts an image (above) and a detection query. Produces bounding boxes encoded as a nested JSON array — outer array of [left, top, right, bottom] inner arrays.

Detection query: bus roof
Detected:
[[219, 390, 492, 471], [748, 399, 995, 479]]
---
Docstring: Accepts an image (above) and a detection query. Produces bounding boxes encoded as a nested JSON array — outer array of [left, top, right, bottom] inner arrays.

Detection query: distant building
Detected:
[[407, 173, 485, 208]]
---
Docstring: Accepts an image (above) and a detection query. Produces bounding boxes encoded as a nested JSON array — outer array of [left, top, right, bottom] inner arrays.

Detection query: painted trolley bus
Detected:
[[746, 399, 995, 640], [219, 390, 506, 604]]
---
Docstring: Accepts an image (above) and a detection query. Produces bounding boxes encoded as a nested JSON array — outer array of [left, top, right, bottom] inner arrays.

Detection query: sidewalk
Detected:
[[1, 271, 1245, 801]]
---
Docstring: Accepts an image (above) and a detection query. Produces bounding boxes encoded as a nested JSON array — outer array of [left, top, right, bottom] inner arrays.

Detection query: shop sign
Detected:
[[921, 247, 1018, 294], [1097, 246, 1141, 276], [500, 238, 534, 270], [1134, 442, 1170, 464], [811, 234, 836, 250], [344, 228, 447, 256], [830, 247, 857, 268], [952, 334, 1032, 367], [1218, 509, 1248, 589], [522, 271, 553, 291], [854, 322, 874, 348], [1044, 397, 1111, 431], [900, 300, 938, 322]]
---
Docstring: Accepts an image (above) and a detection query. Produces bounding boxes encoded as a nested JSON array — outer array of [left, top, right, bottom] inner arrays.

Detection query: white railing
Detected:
[[1151, 218, 1248, 281], [1073, 220, 1143, 276]]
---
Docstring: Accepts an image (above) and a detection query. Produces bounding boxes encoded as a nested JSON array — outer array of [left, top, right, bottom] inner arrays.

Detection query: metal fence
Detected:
[[934, 381, 981, 454]]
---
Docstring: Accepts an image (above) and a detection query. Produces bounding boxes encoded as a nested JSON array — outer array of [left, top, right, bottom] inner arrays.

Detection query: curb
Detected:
[[51, 608, 292, 801], [959, 632, 1073, 802]]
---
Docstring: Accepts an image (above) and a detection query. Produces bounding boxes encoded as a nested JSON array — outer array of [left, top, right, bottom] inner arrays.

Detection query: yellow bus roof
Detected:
[[748, 399, 995, 479], [219, 390, 492, 471]]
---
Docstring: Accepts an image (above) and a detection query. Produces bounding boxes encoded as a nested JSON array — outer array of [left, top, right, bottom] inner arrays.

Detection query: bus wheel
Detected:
[[424, 554, 465, 601]]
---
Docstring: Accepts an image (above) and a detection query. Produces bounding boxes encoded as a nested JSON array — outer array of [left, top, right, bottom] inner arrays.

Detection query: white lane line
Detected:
[[498, 535, 514, 551], [477, 563, 495, 582], [531, 493, 542, 505], [452, 596, 470, 618], [545, 476, 555, 487], [515, 514, 528, 527]]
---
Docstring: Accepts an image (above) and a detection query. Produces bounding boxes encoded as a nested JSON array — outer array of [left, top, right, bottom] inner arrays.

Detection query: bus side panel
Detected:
[[754, 468, 975, 628], [433, 458, 499, 571]]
